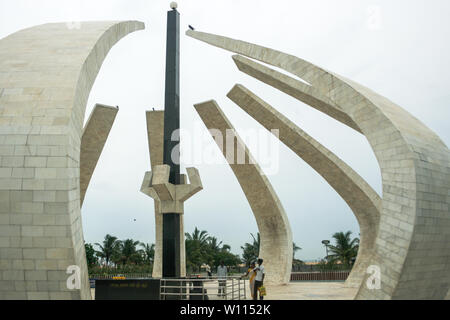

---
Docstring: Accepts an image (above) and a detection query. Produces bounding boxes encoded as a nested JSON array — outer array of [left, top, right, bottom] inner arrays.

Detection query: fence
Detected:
[[90, 273, 152, 280], [290, 271, 350, 281], [90, 270, 351, 288], [90, 275, 248, 299], [292, 264, 351, 272], [89, 274, 153, 288], [160, 277, 248, 300]]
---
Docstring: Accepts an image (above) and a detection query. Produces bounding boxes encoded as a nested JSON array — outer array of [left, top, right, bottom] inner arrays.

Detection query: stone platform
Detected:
[[265, 282, 357, 300], [90, 281, 357, 300]]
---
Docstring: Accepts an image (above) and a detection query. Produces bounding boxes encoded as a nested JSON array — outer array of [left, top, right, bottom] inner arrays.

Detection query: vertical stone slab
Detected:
[[0, 21, 144, 300], [145, 111, 164, 278], [146, 110, 187, 278]]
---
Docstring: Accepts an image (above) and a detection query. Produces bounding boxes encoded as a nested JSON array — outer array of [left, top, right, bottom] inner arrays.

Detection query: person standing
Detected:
[[245, 262, 256, 299], [217, 261, 227, 298], [253, 258, 265, 300], [205, 264, 212, 278]]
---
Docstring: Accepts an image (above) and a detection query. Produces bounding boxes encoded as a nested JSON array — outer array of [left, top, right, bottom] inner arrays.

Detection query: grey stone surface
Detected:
[[0, 21, 144, 299], [187, 30, 450, 299], [142, 111, 199, 278], [141, 165, 202, 214], [145, 111, 164, 278], [194, 100, 293, 285], [140, 163, 202, 279]]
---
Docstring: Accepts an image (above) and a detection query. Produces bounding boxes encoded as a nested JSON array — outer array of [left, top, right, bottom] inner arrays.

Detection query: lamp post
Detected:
[[321, 240, 330, 261]]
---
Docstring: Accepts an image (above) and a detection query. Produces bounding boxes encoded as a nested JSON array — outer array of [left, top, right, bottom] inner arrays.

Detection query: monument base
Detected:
[[95, 279, 160, 300]]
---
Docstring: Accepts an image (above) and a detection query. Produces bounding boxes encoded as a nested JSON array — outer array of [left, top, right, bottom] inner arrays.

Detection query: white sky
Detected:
[[1, 0, 449, 261]]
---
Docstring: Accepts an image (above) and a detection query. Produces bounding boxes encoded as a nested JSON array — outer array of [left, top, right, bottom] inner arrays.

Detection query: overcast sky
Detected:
[[1, 0, 449, 261]]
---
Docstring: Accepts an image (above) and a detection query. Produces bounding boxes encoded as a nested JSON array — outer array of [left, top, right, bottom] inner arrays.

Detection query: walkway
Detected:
[[91, 281, 357, 300]]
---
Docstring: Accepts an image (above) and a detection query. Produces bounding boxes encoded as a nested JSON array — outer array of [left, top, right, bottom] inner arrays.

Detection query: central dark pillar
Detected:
[[162, 6, 181, 278]]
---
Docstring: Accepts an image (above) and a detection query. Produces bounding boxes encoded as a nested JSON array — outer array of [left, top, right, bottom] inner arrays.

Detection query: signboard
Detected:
[[95, 279, 161, 300]]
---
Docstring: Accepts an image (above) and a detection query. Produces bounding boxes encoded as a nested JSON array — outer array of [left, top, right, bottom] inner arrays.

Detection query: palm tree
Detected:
[[95, 234, 120, 266], [140, 243, 155, 264], [251, 233, 260, 252], [293, 242, 302, 259], [85, 243, 97, 266], [118, 239, 142, 265], [327, 231, 359, 267], [207, 237, 235, 267], [184, 228, 242, 273], [208, 237, 222, 251], [241, 232, 260, 265], [185, 227, 210, 245], [185, 227, 211, 272]]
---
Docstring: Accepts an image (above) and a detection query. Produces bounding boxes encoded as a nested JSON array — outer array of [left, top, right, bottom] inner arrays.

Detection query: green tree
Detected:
[[327, 231, 359, 267], [208, 236, 222, 252], [213, 244, 241, 268], [207, 237, 240, 268], [85, 243, 97, 266], [118, 239, 143, 265], [241, 232, 260, 266], [186, 227, 210, 245], [185, 228, 241, 273], [140, 243, 155, 264], [293, 242, 302, 259], [185, 227, 211, 273], [95, 234, 121, 266]]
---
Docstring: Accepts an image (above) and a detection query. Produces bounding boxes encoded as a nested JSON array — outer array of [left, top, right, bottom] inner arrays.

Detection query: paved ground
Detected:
[[203, 281, 357, 300], [91, 281, 357, 300], [264, 281, 357, 300]]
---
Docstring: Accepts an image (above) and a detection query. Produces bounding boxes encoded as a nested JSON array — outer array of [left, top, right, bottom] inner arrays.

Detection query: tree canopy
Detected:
[[326, 231, 359, 267]]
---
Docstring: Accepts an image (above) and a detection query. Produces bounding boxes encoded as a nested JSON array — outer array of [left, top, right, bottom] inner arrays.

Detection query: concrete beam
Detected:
[[186, 29, 361, 132], [80, 104, 118, 206], [194, 99, 293, 285], [187, 29, 450, 299], [227, 84, 381, 288]]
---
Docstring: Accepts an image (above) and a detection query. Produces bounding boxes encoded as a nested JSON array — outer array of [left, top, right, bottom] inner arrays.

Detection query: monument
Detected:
[[0, 5, 448, 300], [186, 29, 450, 299], [0, 21, 145, 299], [140, 2, 203, 280]]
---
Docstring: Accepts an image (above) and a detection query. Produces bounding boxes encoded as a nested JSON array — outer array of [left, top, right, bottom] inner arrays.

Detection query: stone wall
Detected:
[[0, 21, 144, 300]]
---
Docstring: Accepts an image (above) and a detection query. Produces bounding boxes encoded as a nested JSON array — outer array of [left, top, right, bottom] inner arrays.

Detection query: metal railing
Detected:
[[160, 276, 248, 300], [291, 271, 350, 281], [292, 265, 351, 272], [90, 273, 153, 280]]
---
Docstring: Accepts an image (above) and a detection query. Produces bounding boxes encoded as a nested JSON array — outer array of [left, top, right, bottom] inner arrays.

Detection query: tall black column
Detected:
[[162, 7, 181, 278]]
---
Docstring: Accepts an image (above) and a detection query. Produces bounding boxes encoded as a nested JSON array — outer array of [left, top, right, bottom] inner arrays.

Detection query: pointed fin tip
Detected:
[[194, 99, 217, 109]]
